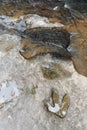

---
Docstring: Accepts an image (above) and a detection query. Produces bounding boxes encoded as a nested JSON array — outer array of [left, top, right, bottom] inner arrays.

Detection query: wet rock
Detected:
[[25, 14, 64, 28], [0, 1, 80, 26], [0, 2, 71, 22], [0, 0, 64, 8], [65, 0, 87, 13], [67, 23, 87, 77], [72, 58, 87, 77], [19, 38, 71, 59], [41, 63, 71, 80], [22, 27, 70, 48], [0, 2, 53, 17], [20, 27, 71, 59], [0, 0, 86, 22], [0, 24, 7, 31], [0, 14, 64, 32], [8, 28, 20, 35], [44, 88, 70, 118], [64, 0, 87, 20]]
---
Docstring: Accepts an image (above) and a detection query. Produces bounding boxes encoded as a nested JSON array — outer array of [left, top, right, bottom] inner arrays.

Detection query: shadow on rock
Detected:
[[19, 27, 71, 60]]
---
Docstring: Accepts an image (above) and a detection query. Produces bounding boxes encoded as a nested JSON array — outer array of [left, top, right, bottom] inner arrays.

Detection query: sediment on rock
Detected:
[[20, 27, 71, 59]]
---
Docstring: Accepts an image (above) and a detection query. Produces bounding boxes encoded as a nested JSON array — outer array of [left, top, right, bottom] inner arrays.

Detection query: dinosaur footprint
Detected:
[[45, 88, 70, 118]]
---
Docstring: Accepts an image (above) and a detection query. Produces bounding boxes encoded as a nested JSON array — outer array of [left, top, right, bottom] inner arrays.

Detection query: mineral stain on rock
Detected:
[[19, 27, 71, 59], [41, 66, 58, 80], [41, 63, 71, 80], [31, 84, 38, 95]]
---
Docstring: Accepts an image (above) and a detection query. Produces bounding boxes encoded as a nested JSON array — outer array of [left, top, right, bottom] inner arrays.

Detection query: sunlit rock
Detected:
[[0, 33, 21, 54], [0, 80, 20, 108], [25, 14, 64, 28]]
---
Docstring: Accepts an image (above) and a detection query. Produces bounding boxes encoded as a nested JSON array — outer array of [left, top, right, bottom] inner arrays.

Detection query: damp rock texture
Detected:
[[20, 27, 71, 59], [22, 27, 70, 49], [0, 12, 87, 130]]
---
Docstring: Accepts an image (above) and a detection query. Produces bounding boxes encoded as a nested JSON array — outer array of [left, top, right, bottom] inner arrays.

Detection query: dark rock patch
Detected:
[[20, 27, 71, 59]]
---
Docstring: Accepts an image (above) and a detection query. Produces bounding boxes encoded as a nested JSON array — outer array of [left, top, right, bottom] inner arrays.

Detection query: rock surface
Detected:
[[0, 2, 87, 130], [23, 27, 70, 48], [0, 29, 87, 130], [20, 27, 71, 59]]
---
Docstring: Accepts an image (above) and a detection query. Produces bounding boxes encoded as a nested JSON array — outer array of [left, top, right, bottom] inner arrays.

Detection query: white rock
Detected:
[[0, 80, 20, 104], [48, 103, 60, 113]]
